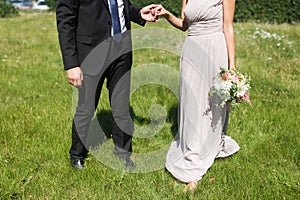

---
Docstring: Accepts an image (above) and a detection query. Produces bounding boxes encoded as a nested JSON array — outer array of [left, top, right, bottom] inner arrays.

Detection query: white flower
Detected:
[[210, 68, 251, 108], [223, 80, 233, 91]]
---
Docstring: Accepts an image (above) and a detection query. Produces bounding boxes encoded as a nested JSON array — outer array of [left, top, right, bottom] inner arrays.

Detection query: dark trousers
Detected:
[[70, 52, 134, 160]]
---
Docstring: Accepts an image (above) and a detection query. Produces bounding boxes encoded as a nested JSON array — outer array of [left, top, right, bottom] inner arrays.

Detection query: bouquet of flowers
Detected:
[[209, 67, 251, 108]]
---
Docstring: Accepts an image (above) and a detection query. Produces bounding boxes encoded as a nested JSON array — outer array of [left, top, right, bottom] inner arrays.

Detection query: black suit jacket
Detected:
[[56, 0, 146, 71]]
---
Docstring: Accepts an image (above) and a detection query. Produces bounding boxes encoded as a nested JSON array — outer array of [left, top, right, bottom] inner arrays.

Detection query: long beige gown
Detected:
[[165, 0, 240, 183]]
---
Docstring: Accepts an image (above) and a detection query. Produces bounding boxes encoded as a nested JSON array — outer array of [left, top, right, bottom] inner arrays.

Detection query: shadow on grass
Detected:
[[167, 104, 178, 138], [87, 103, 178, 147]]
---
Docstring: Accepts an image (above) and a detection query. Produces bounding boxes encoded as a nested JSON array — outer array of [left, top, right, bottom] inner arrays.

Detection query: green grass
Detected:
[[0, 12, 299, 199]]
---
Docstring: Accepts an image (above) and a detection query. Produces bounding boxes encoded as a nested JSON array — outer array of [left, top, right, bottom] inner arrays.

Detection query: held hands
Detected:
[[140, 4, 166, 22], [67, 66, 83, 88]]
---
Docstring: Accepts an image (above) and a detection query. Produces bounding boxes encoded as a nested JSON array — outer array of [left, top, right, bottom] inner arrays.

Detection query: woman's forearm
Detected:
[[223, 0, 236, 69], [157, 0, 188, 32], [224, 25, 235, 69], [164, 11, 188, 31]]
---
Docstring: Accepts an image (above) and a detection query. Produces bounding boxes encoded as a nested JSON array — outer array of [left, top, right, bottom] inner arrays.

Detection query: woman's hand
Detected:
[[154, 5, 168, 17], [229, 64, 236, 70]]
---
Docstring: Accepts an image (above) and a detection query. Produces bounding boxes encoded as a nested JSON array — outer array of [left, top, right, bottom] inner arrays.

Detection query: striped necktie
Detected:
[[109, 0, 121, 36]]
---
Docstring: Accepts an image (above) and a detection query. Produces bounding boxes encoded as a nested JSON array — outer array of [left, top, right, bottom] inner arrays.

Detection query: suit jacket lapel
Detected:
[[103, 0, 109, 12], [122, 0, 130, 27]]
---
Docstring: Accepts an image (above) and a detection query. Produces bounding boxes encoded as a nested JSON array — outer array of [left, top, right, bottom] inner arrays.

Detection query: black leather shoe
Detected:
[[124, 157, 135, 170], [71, 158, 84, 170]]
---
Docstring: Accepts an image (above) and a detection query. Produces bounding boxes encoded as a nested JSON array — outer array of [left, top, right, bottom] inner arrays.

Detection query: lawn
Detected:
[[0, 12, 299, 199]]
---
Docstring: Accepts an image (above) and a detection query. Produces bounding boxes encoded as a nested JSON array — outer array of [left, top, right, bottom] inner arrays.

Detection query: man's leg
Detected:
[[106, 52, 134, 161], [70, 72, 105, 168]]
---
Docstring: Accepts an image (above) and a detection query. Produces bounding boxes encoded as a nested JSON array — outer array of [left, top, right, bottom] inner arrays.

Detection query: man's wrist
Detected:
[[65, 65, 80, 71], [139, 9, 147, 26]]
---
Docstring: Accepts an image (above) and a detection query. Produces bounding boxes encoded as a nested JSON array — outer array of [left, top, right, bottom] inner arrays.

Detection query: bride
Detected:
[[156, 0, 240, 192]]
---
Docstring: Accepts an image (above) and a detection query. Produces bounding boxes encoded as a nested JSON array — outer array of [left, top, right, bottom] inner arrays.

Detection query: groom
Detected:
[[56, 0, 160, 170]]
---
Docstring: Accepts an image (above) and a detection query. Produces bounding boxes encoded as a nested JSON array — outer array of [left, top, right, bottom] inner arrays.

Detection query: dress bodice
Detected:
[[184, 0, 223, 36]]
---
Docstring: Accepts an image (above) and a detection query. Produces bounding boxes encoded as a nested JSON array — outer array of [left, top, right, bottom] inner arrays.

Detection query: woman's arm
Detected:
[[223, 0, 236, 69], [157, 0, 188, 32]]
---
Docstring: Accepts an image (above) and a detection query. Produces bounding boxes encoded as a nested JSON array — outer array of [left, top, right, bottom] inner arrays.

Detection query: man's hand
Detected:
[[140, 4, 162, 22], [67, 66, 83, 88]]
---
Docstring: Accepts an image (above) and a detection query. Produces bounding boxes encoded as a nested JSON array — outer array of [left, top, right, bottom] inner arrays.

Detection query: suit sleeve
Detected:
[[128, 1, 146, 26], [56, 0, 79, 70]]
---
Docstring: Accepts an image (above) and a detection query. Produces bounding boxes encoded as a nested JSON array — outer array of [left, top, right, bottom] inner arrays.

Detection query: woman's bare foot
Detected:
[[183, 181, 198, 192]]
